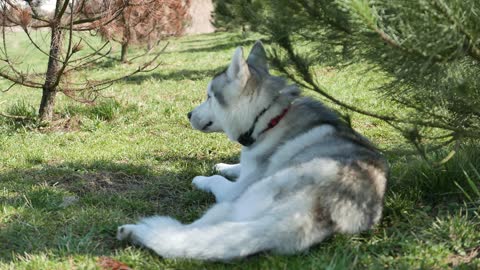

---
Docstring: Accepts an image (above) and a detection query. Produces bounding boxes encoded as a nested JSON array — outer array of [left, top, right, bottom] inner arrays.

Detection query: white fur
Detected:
[[192, 175, 234, 202], [118, 159, 338, 260]]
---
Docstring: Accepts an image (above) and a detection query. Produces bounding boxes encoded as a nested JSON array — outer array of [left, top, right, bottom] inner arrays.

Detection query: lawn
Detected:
[[0, 31, 479, 269]]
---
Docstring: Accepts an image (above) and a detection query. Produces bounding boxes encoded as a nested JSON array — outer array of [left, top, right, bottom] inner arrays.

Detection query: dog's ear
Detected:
[[247, 41, 268, 73], [227, 47, 249, 80]]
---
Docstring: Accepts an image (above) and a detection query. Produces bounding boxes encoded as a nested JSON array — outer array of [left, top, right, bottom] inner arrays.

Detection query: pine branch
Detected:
[[70, 4, 125, 27], [273, 36, 480, 139], [19, 0, 52, 25], [359, 3, 445, 62], [429, 0, 480, 61]]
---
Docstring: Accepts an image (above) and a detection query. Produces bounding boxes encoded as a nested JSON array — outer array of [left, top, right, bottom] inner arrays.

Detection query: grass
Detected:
[[0, 31, 479, 269]]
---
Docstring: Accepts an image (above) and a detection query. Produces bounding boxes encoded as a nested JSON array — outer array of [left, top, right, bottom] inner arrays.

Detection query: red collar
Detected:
[[260, 106, 290, 135]]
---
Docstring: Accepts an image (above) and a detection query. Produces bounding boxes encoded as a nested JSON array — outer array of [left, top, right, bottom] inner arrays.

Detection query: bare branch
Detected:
[[23, 27, 63, 61], [69, 39, 109, 63], [65, 46, 113, 72], [1, 7, 10, 60], [1, 82, 16, 92], [128, 40, 161, 62], [57, 0, 71, 19], [71, 3, 125, 26], [69, 44, 114, 71], [0, 68, 43, 88], [0, 111, 31, 120], [63, 42, 167, 93], [1, 24, 44, 83]]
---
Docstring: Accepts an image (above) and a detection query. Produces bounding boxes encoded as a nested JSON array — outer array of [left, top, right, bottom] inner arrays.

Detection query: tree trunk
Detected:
[[121, 43, 128, 63], [39, 24, 62, 121]]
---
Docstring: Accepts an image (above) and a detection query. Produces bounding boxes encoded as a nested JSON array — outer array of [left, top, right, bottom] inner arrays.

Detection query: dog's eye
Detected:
[[207, 94, 212, 100]]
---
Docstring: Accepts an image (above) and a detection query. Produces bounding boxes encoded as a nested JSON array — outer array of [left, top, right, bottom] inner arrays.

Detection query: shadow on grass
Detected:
[[0, 155, 238, 263], [95, 57, 121, 69], [122, 67, 226, 84], [177, 32, 236, 44], [119, 37, 267, 85], [386, 144, 480, 206], [174, 38, 267, 54], [2, 144, 479, 265]]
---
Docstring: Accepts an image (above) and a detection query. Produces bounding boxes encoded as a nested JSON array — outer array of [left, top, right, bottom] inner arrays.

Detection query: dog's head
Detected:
[[188, 41, 273, 142]]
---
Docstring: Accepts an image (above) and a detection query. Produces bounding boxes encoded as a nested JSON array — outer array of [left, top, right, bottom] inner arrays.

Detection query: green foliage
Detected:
[[214, 0, 480, 154], [213, 0, 269, 31], [5, 100, 37, 119], [457, 163, 480, 203], [88, 99, 122, 121]]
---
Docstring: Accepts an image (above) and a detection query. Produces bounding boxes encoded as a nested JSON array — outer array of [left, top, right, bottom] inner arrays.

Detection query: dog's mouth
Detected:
[[202, 121, 213, 131]]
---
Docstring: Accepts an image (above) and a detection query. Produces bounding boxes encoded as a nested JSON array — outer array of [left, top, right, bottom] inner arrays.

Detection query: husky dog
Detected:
[[117, 41, 388, 260]]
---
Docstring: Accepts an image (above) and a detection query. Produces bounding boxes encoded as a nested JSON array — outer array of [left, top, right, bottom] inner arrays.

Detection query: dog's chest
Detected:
[[239, 152, 265, 179]]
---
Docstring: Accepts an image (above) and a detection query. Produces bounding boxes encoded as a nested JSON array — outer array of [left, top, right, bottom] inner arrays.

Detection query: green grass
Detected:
[[0, 31, 479, 269]]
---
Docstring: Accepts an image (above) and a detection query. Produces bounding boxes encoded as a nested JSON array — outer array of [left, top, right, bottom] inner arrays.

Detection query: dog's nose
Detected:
[[187, 111, 192, 120]]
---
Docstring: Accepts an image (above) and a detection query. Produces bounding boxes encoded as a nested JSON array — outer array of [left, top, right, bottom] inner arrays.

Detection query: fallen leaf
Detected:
[[97, 256, 132, 270]]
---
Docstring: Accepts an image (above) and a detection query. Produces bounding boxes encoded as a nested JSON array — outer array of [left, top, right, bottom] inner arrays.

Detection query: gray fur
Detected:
[[205, 41, 388, 233], [246, 41, 269, 74], [210, 75, 228, 107], [232, 43, 388, 234]]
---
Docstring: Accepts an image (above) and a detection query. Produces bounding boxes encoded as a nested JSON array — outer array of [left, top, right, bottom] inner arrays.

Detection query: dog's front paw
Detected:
[[192, 176, 211, 192], [117, 224, 136, 241], [214, 163, 230, 172], [192, 175, 235, 202], [214, 163, 241, 179]]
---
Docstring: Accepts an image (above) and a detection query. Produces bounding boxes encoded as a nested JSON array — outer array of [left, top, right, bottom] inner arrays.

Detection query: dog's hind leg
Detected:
[[189, 202, 234, 226], [118, 217, 285, 260], [118, 202, 234, 241], [117, 211, 332, 260]]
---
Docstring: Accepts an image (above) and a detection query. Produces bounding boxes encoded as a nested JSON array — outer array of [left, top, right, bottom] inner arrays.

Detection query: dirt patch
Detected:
[[446, 247, 480, 267], [54, 171, 146, 194], [40, 115, 83, 133]]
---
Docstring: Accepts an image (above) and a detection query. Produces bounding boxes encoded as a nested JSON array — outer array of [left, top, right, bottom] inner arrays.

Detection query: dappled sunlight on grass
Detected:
[[0, 31, 479, 269]]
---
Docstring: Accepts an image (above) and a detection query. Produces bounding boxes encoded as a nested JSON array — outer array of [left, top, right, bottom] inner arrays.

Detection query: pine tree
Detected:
[[212, 0, 266, 32], [213, 0, 480, 154], [0, 0, 162, 121]]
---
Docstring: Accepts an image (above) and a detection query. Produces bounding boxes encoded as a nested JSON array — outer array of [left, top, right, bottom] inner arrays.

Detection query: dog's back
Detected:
[[239, 94, 388, 234]]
